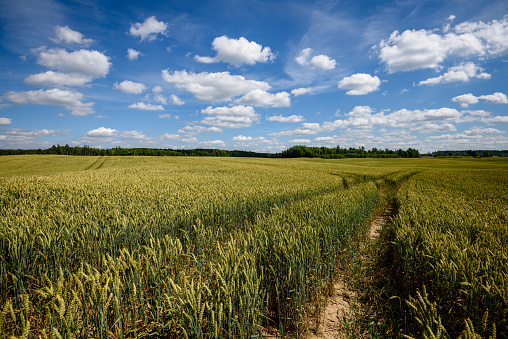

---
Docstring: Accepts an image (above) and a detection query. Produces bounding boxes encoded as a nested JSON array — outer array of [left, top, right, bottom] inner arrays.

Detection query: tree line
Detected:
[[426, 150, 508, 157], [281, 145, 420, 158], [0, 144, 424, 158]]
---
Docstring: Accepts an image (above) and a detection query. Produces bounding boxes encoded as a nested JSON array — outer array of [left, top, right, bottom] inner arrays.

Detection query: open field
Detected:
[[0, 155, 507, 338]]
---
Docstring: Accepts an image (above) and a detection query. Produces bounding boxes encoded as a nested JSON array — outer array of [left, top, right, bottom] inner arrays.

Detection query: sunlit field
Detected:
[[0, 155, 507, 338]]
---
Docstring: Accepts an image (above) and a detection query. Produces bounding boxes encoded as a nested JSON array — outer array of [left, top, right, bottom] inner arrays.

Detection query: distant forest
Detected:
[[426, 150, 508, 157], [0, 144, 506, 158], [0, 144, 419, 158]]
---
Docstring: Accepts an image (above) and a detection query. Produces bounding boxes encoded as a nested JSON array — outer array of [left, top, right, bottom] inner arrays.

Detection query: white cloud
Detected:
[[291, 87, 313, 96], [479, 92, 508, 105], [412, 123, 457, 134], [51, 25, 93, 45], [85, 127, 118, 137], [232, 135, 266, 142], [0, 128, 71, 148], [181, 137, 198, 143], [295, 48, 336, 70], [159, 114, 172, 119], [152, 86, 163, 93], [452, 93, 479, 108], [266, 114, 304, 123], [24, 71, 93, 87], [162, 69, 270, 102], [170, 94, 184, 105], [201, 105, 258, 128], [153, 94, 167, 105], [270, 106, 463, 137], [482, 116, 508, 124], [128, 102, 164, 111], [310, 55, 336, 70], [197, 140, 226, 148], [419, 62, 491, 85], [236, 89, 290, 107], [454, 16, 508, 55], [120, 130, 147, 139], [127, 48, 141, 60], [178, 125, 223, 136], [114, 80, 148, 94], [3, 89, 95, 116], [289, 139, 311, 144], [0, 117, 12, 125], [36, 48, 111, 78], [378, 29, 480, 72], [160, 133, 180, 140], [379, 16, 508, 73], [295, 48, 312, 66], [452, 92, 508, 107], [338, 73, 381, 95], [129, 16, 168, 41], [195, 36, 275, 66]]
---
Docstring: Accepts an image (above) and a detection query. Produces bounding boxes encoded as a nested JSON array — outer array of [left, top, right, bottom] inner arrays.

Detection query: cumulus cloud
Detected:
[[479, 92, 508, 105], [51, 25, 93, 45], [0, 128, 71, 148], [419, 62, 491, 85], [269, 106, 463, 137], [201, 105, 258, 128], [482, 116, 508, 124], [454, 16, 508, 55], [266, 114, 304, 123], [162, 69, 270, 102], [178, 125, 223, 136], [338, 73, 381, 95], [160, 133, 180, 140], [129, 16, 168, 41], [232, 135, 266, 142], [309, 55, 336, 70], [378, 16, 508, 73], [35, 48, 111, 78], [24, 71, 93, 87], [85, 127, 118, 137], [236, 89, 290, 107], [3, 89, 95, 116], [0, 117, 12, 125], [452, 92, 508, 107], [127, 48, 141, 60], [170, 94, 184, 105], [128, 102, 165, 111], [114, 80, 148, 94], [291, 87, 313, 96], [412, 123, 457, 134], [195, 36, 275, 66], [295, 48, 336, 70], [197, 140, 226, 148], [119, 130, 147, 139], [289, 138, 311, 144]]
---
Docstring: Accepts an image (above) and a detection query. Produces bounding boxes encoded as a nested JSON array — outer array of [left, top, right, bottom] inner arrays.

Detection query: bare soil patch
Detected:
[[306, 202, 395, 339]]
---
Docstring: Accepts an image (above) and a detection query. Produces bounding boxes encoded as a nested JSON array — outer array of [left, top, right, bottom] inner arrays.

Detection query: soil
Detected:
[[306, 202, 395, 339]]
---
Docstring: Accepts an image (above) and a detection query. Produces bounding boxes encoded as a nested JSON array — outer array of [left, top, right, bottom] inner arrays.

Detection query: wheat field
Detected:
[[0, 155, 507, 338]]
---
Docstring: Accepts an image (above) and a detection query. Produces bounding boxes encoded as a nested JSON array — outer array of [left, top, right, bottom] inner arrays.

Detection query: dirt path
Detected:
[[306, 202, 395, 339]]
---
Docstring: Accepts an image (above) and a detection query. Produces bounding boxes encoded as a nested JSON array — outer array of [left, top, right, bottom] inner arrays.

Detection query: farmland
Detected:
[[0, 155, 507, 338]]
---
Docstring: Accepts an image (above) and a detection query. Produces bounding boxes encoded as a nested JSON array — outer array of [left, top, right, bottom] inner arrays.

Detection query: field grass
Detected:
[[0, 155, 507, 338]]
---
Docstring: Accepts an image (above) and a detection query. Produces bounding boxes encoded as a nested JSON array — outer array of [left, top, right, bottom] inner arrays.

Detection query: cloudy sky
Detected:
[[1, 0, 507, 153]]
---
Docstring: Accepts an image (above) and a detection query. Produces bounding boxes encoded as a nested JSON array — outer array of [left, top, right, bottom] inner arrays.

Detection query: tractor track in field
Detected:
[[306, 199, 397, 339]]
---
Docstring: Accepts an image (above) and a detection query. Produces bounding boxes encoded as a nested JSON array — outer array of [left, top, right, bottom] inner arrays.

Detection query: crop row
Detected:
[[0, 157, 381, 337], [393, 168, 508, 338]]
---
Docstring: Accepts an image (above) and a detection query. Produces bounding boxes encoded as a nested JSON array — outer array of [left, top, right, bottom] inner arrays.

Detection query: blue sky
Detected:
[[1, 0, 507, 153]]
